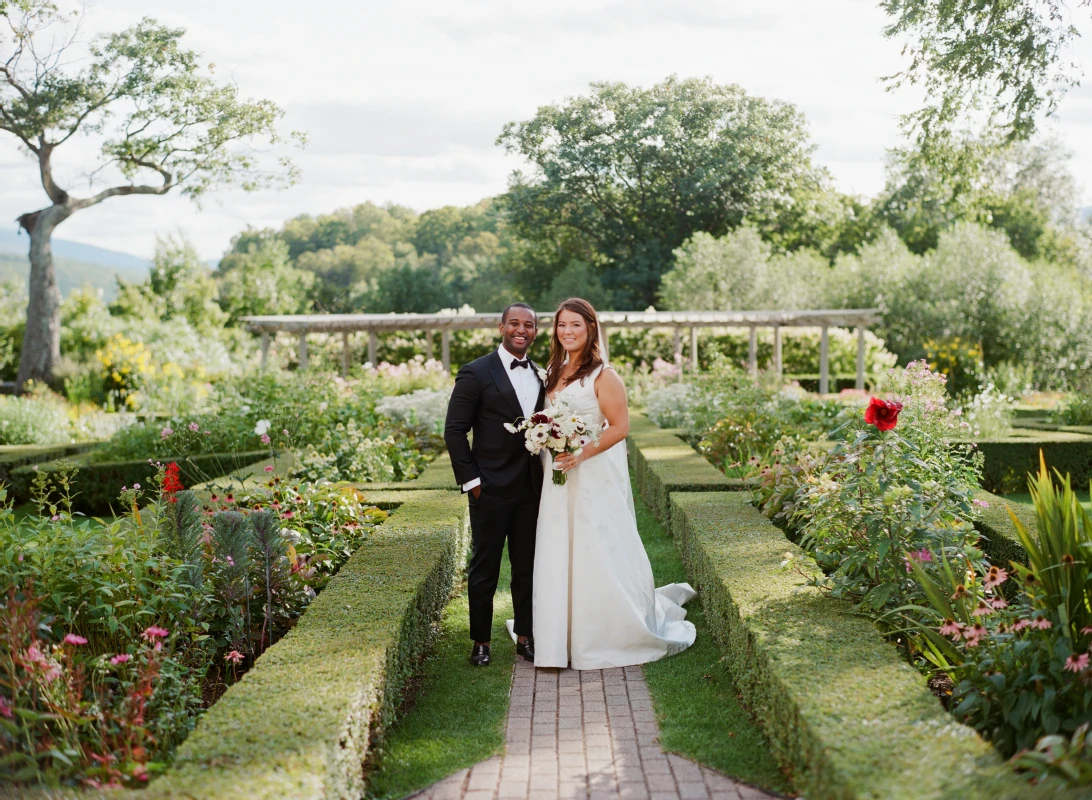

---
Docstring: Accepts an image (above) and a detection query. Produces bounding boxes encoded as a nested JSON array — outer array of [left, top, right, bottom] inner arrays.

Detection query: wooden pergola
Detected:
[[242, 309, 883, 393]]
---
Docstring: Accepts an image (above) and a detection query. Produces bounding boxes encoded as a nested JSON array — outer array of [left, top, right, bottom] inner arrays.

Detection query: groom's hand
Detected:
[[471, 485, 482, 500]]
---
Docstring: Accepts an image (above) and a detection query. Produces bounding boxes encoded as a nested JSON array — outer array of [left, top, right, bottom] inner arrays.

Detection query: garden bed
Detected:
[[666, 491, 1062, 800], [143, 489, 469, 800]]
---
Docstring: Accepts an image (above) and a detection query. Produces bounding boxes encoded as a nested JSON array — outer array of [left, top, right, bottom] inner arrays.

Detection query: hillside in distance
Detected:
[[0, 230, 149, 300]]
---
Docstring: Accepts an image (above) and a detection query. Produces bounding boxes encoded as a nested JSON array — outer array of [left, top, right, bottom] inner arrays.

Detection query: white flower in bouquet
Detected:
[[506, 400, 600, 485]]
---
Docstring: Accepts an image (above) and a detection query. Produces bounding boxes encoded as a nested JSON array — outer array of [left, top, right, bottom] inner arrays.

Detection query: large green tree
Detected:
[[497, 76, 827, 308], [1, 3, 300, 388], [882, 0, 1086, 147]]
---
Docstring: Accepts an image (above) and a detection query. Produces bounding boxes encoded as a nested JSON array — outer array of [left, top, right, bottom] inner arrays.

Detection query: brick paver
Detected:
[[408, 660, 779, 800]]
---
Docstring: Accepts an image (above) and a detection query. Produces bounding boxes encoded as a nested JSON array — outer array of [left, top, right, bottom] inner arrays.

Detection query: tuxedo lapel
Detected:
[[530, 359, 546, 412], [488, 351, 525, 420]]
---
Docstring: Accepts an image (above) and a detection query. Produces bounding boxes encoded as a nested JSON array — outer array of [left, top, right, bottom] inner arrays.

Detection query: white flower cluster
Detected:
[[960, 383, 1016, 440], [504, 400, 600, 456], [644, 383, 698, 430], [375, 388, 451, 433]]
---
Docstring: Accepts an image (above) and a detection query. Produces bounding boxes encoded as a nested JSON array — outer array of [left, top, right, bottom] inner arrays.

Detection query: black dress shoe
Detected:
[[516, 638, 535, 663], [470, 643, 491, 667]]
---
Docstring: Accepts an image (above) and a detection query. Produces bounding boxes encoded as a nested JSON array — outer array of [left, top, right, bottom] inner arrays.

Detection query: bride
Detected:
[[530, 297, 697, 670]]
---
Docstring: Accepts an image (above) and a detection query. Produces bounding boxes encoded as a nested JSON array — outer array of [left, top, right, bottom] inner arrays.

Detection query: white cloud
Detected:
[[0, 0, 1089, 260]]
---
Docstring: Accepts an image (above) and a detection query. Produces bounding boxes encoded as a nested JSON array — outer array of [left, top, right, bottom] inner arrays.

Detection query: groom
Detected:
[[444, 302, 545, 667]]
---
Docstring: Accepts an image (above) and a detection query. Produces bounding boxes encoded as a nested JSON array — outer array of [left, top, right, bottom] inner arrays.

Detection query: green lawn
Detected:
[[365, 547, 515, 799], [636, 492, 793, 796]]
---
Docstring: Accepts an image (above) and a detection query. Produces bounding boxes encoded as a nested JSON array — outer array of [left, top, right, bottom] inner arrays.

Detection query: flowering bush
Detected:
[[375, 388, 450, 434], [644, 382, 698, 429], [959, 383, 1017, 439], [756, 362, 983, 614], [0, 386, 71, 446]]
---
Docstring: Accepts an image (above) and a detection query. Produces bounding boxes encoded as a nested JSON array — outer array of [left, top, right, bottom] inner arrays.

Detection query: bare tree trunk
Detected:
[[15, 204, 70, 391]]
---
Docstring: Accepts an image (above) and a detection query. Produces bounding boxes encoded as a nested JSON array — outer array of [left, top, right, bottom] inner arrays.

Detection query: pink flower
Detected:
[[910, 549, 933, 563], [225, 650, 244, 664], [0, 696, 12, 719], [160, 426, 174, 440], [988, 596, 1009, 610], [63, 633, 87, 646], [265, 465, 274, 472], [261, 433, 271, 444], [225, 555, 235, 567], [1031, 616, 1053, 631], [1012, 619, 1031, 632], [50, 515, 59, 522], [984, 566, 1008, 588], [1066, 653, 1090, 673], [963, 623, 987, 647], [141, 625, 169, 642], [972, 601, 993, 617], [282, 429, 289, 436], [282, 510, 294, 519], [939, 619, 963, 638], [110, 653, 131, 665], [973, 499, 990, 509], [1081, 627, 1092, 636], [188, 422, 200, 432]]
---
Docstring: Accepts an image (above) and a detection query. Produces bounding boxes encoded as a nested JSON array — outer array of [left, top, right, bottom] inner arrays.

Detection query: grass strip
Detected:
[[367, 546, 515, 799], [634, 491, 791, 795]]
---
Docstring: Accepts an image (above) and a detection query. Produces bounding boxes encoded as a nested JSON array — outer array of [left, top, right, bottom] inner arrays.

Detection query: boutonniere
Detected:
[[536, 366, 548, 385]]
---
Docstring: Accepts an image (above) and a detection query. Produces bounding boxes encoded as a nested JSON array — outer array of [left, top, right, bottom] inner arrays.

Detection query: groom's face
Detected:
[[500, 307, 537, 357]]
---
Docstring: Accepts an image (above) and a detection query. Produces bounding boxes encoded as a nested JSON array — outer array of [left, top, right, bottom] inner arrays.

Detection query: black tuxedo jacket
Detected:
[[444, 350, 546, 497]]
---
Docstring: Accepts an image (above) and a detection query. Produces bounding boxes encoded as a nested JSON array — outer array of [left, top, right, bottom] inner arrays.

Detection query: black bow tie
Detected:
[[510, 359, 530, 370]]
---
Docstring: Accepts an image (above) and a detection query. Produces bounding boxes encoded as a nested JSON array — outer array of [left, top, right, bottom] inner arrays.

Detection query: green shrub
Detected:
[[973, 432, 1092, 494], [146, 490, 469, 800], [667, 492, 1033, 799], [9, 451, 268, 515], [0, 391, 71, 446]]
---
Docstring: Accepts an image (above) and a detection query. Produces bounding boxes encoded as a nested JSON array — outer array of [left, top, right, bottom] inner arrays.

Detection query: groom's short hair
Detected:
[[501, 302, 536, 325]]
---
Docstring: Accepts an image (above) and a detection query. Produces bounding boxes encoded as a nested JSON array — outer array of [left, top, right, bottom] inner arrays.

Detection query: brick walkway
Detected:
[[409, 659, 777, 800]]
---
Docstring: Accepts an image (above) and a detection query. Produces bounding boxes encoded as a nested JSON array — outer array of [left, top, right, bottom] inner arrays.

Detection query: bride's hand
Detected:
[[554, 451, 585, 473]]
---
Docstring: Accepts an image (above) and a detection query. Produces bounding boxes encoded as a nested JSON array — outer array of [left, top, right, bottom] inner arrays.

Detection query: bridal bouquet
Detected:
[[505, 401, 601, 485]]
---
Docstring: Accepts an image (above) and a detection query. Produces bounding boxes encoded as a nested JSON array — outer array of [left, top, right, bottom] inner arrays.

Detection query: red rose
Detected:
[[864, 397, 902, 431]]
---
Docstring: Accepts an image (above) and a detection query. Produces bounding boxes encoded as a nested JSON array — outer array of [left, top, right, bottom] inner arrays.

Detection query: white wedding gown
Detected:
[[516, 365, 697, 670]]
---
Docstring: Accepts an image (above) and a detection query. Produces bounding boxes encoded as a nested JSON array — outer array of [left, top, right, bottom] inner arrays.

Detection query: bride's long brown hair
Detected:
[[545, 298, 604, 395]]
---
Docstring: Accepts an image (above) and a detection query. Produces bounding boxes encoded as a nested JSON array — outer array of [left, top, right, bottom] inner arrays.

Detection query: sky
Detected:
[[2, 0, 1092, 262]]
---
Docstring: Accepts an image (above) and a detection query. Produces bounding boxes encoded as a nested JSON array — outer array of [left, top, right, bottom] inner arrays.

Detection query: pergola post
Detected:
[[748, 327, 758, 375], [368, 332, 378, 367], [773, 326, 782, 382], [340, 332, 351, 378], [298, 332, 308, 371], [819, 327, 830, 395], [425, 330, 434, 361], [601, 324, 610, 363], [689, 327, 698, 371], [441, 330, 451, 371], [260, 332, 270, 371], [673, 327, 682, 364], [856, 326, 866, 391]]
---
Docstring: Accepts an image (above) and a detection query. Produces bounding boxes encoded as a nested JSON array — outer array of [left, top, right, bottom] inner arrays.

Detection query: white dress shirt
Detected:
[[462, 344, 541, 493]]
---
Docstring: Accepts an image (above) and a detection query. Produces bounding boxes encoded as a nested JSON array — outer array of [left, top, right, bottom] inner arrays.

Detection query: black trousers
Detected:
[[467, 479, 537, 643]]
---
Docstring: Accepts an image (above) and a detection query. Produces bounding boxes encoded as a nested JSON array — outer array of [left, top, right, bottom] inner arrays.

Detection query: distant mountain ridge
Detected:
[[0, 229, 150, 272]]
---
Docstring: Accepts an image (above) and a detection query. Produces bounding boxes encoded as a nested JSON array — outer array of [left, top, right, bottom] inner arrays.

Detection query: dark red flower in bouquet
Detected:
[[864, 397, 902, 431], [162, 462, 184, 501]]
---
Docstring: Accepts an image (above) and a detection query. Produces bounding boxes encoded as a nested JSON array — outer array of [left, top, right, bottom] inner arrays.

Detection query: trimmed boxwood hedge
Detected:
[[9, 450, 268, 515], [145, 489, 469, 800], [0, 442, 97, 484], [668, 491, 1061, 800], [973, 489, 1036, 569], [627, 413, 737, 522], [365, 451, 457, 492], [967, 430, 1092, 494]]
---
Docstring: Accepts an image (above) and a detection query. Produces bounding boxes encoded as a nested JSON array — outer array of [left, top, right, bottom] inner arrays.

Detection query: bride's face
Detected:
[[555, 309, 589, 355]]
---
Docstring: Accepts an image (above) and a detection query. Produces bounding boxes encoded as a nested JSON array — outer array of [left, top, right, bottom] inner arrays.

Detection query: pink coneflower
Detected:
[[950, 584, 971, 601], [110, 653, 131, 665], [225, 650, 244, 664], [972, 601, 993, 617], [963, 623, 987, 646], [1012, 619, 1031, 632], [265, 465, 274, 472], [984, 566, 1008, 588], [282, 510, 294, 519], [1066, 653, 1090, 673], [188, 422, 200, 432], [1031, 616, 1053, 630], [939, 619, 963, 637], [63, 633, 87, 646], [141, 626, 169, 642], [261, 433, 271, 444], [988, 596, 1009, 610]]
